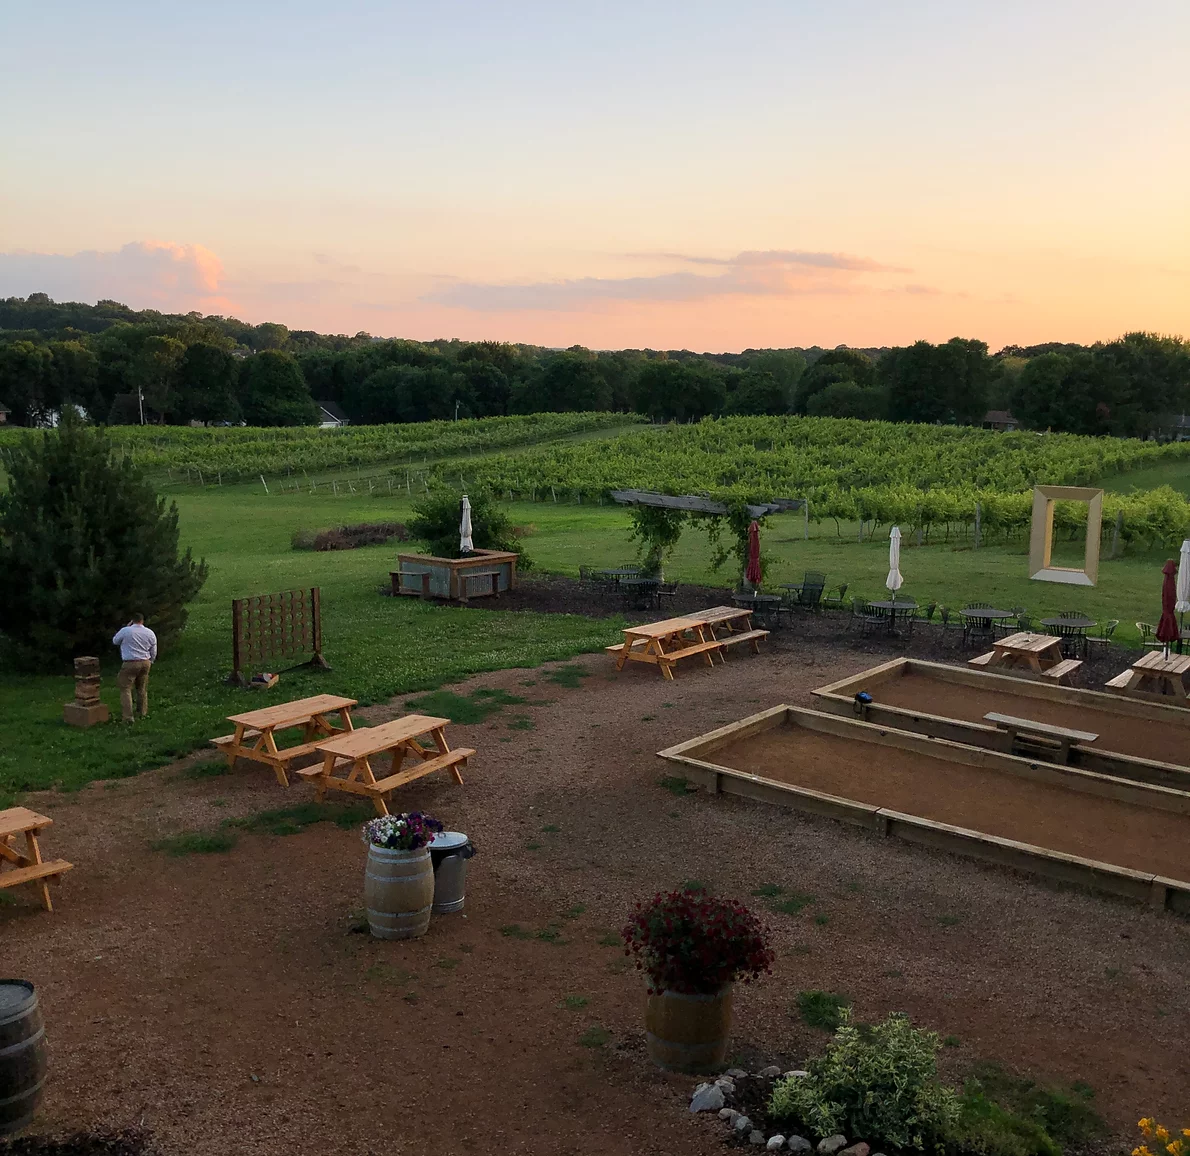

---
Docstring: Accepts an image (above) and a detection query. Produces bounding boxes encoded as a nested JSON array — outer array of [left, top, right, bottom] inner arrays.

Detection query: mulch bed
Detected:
[[0, 1133, 157, 1156]]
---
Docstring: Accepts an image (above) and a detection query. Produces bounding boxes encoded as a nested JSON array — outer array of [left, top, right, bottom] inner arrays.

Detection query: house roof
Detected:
[[983, 410, 1017, 424], [0, 401, 10, 412], [316, 399, 349, 422]]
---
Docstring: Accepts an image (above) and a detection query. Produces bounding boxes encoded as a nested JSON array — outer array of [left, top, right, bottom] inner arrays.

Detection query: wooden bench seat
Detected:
[[660, 640, 723, 664], [459, 570, 501, 602], [968, 651, 996, 667], [719, 629, 769, 655], [605, 638, 649, 654], [0, 860, 73, 889], [370, 748, 475, 793], [211, 729, 261, 747], [1105, 670, 1135, 690], [1040, 658, 1082, 684], [983, 711, 1097, 763]]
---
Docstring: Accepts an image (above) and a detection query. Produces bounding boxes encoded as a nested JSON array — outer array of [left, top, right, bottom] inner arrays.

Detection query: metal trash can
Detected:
[[429, 832, 475, 914]]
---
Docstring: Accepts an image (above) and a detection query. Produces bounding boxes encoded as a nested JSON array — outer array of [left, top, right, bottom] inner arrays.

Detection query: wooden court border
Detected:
[[657, 704, 1190, 916]]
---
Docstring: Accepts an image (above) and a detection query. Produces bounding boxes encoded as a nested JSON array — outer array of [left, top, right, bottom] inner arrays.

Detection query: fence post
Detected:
[[974, 502, 981, 549], [803, 499, 809, 541], [1111, 509, 1123, 558], [260, 474, 269, 494]]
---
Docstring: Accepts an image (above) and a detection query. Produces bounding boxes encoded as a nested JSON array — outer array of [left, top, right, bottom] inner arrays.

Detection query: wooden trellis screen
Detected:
[[230, 587, 328, 685]]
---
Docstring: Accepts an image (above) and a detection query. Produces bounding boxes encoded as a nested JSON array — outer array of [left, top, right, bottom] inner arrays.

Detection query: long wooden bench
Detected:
[[1040, 658, 1082, 685], [0, 807, 73, 912], [458, 570, 501, 602], [211, 733, 325, 768], [660, 640, 723, 667], [983, 711, 1098, 764], [968, 651, 996, 667], [1105, 670, 1135, 690], [718, 628, 769, 655]]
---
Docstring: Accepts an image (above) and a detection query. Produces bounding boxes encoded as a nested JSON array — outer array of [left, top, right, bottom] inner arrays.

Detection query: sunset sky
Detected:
[[1, 0, 1187, 351]]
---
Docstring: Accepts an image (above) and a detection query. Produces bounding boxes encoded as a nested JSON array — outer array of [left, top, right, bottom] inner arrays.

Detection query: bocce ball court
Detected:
[[659, 702, 1190, 915], [814, 657, 1190, 785]]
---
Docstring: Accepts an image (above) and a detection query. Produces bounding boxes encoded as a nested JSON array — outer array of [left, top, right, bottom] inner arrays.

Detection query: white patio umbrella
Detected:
[[459, 495, 474, 554], [886, 525, 903, 602], [1177, 539, 1190, 615]]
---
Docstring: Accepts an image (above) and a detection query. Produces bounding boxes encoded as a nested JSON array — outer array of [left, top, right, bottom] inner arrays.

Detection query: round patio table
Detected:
[[731, 591, 782, 628], [593, 568, 639, 579], [1041, 615, 1096, 659], [868, 599, 919, 636]]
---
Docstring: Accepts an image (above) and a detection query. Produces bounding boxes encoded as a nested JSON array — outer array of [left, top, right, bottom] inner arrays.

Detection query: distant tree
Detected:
[[881, 338, 989, 425], [239, 350, 318, 426], [514, 349, 611, 413], [795, 349, 875, 413], [128, 334, 185, 422], [0, 340, 53, 425], [176, 342, 241, 424], [46, 340, 100, 417], [805, 381, 887, 420], [0, 418, 208, 668], [251, 322, 290, 351], [408, 488, 524, 560], [723, 368, 791, 415]]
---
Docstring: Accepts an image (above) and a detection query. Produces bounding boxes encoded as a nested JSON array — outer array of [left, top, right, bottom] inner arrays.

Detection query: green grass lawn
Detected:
[[0, 474, 1181, 803], [1101, 455, 1190, 498]]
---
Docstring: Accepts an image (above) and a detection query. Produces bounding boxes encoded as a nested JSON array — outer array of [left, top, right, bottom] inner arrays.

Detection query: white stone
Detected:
[[784, 1070, 810, 1079], [768, 1137, 787, 1151], [759, 1064, 783, 1078], [749, 1132, 765, 1146], [818, 1136, 848, 1156], [733, 1115, 754, 1134], [693, 1081, 711, 1096], [725, 1067, 749, 1079], [715, 1077, 735, 1090], [787, 1139, 812, 1155], [689, 1085, 725, 1113], [719, 1108, 739, 1123]]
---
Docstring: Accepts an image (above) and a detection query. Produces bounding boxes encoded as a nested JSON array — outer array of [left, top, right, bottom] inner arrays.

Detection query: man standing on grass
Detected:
[[112, 614, 157, 723]]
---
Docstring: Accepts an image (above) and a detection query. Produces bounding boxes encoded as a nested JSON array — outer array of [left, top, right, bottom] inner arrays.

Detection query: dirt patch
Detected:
[[0, 1133, 157, 1156], [2, 641, 1186, 1155], [716, 721, 1190, 879]]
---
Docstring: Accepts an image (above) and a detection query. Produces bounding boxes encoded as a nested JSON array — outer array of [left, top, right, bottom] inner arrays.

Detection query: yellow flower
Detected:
[[1183, 1133, 1190, 1141], [1158, 1128, 1171, 1143], [1167, 1143, 1181, 1156]]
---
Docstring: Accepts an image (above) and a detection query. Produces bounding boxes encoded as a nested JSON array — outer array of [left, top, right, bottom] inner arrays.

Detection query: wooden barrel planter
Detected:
[[0, 980, 47, 1136], [364, 845, 434, 940], [644, 985, 733, 1073]]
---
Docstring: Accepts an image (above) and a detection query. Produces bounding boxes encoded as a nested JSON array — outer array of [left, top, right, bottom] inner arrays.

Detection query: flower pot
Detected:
[[644, 985, 733, 1073], [364, 844, 434, 939]]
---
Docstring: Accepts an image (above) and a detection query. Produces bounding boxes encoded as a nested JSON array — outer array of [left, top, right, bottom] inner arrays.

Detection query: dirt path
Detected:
[[3, 641, 1187, 1155]]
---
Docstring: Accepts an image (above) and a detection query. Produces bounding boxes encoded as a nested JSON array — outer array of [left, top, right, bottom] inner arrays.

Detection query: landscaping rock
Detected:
[[719, 1109, 740, 1123], [787, 1139, 812, 1154], [841, 1145, 870, 1156], [749, 1131, 765, 1146], [715, 1077, 735, 1089], [818, 1136, 848, 1155], [725, 1067, 749, 1079], [689, 1084, 725, 1113], [693, 1081, 711, 1095], [733, 1116, 754, 1134], [767, 1136, 787, 1151], [759, 1064, 783, 1078], [784, 1070, 810, 1079]]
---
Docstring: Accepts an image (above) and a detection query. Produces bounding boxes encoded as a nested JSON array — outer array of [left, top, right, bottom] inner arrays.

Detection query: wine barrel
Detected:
[[0, 981, 47, 1136], [644, 985, 733, 1073], [364, 845, 434, 939]]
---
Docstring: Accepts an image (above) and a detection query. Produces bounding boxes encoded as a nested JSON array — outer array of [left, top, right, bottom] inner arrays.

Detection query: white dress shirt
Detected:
[[112, 623, 158, 662]]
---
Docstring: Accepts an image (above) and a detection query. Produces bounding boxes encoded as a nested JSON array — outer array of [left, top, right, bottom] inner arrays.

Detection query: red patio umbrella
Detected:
[[745, 520, 762, 587], [1157, 559, 1180, 655]]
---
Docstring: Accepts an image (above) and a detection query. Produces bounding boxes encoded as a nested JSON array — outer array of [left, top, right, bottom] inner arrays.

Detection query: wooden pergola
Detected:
[[609, 489, 805, 519]]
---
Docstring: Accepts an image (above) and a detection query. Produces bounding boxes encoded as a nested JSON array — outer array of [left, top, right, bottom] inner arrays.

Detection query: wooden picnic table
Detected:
[[212, 694, 357, 787], [0, 807, 72, 912], [974, 631, 1065, 674], [608, 606, 768, 679], [1105, 649, 1190, 701], [303, 715, 474, 815]]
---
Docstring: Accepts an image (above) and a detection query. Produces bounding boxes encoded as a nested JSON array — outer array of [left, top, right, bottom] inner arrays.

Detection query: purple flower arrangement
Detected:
[[361, 811, 444, 851]]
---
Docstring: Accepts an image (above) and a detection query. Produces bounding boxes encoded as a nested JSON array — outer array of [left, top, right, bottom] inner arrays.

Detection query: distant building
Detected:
[[1172, 414, 1190, 442], [316, 400, 350, 428], [0, 402, 9, 424], [982, 409, 1020, 432]]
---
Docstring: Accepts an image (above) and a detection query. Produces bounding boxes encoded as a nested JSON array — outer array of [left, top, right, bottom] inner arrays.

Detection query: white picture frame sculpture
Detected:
[[1028, 485, 1104, 587]]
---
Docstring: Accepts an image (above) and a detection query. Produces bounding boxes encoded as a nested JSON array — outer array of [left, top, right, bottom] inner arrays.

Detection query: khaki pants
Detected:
[[117, 660, 151, 721]]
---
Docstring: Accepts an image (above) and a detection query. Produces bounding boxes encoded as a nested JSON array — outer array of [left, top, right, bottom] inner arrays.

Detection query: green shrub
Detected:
[[408, 488, 524, 560], [949, 1082, 1061, 1156], [768, 1010, 959, 1150], [958, 1063, 1104, 1151], [796, 990, 852, 1032]]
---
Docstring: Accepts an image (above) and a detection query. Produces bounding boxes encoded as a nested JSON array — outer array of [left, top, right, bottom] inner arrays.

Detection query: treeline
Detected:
[[1, 294, 1187, 439]]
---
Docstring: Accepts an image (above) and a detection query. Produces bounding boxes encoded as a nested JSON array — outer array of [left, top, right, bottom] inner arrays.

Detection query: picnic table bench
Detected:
[[1105, 650, 1190, 702], [211, 694, 357, 787], [983, 712, 1099, 764], [606, 606, 768, 679], [302, 714, 473, 815], [968, 632, 1081, 683], [0, 807, 72, 912]]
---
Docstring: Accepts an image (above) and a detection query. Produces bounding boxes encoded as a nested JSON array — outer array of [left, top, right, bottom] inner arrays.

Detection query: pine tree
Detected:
[[0, 418, 208, 668]]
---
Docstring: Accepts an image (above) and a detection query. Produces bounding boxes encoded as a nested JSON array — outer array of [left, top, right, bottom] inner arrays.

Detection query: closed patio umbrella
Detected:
[[1176, 540, 1190, 614], [459, 495, 474, 554], [1157, 558, 1179, 658], [745, 520, 762, 588], [886, 525, 903, 602]]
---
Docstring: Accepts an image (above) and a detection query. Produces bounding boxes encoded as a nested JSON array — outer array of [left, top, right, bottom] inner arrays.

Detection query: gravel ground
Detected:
[[3, 634, 1187, 1156]]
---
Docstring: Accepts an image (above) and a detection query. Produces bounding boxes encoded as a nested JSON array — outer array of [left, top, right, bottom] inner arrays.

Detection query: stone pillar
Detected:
[[63, 656, 110, 727]]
